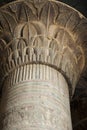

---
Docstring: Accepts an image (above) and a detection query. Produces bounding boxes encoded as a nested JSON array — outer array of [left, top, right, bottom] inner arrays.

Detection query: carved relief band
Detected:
[[0, 64, 72, 130], [0, 0, 87, 130]]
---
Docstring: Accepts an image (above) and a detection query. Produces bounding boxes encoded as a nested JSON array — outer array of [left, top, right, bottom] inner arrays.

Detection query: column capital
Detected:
[[0, 0, 87, 96]]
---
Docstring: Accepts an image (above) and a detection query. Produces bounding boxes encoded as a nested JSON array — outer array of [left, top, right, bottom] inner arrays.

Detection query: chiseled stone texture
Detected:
[[0, 64, 72, 130], [0, 0, 87, 96], [0, 0, 87, 130]]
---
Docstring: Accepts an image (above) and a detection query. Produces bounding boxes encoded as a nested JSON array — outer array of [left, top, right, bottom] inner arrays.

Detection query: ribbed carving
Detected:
[[0, 65, 72, 130], [3, 64, 59, 88], [0, 0, 86, 94], [1, 1, 87, 130]]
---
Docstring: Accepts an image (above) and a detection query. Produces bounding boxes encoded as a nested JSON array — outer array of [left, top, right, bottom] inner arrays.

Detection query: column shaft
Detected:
[[0, 64, 72, 130]]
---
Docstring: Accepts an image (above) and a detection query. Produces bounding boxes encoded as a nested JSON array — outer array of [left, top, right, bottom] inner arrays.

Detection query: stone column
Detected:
[[0, 0, 87, 130], [0, 64, 72, 130]]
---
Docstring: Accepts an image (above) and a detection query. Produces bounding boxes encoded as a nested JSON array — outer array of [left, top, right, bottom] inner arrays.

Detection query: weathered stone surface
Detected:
[[0, 0, 87, 130], [0, 64, 72, 130], [0, 0, 87, 95]]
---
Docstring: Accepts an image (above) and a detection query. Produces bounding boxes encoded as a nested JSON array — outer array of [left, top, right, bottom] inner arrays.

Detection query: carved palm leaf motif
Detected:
[[0, 0, 87, 96]]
